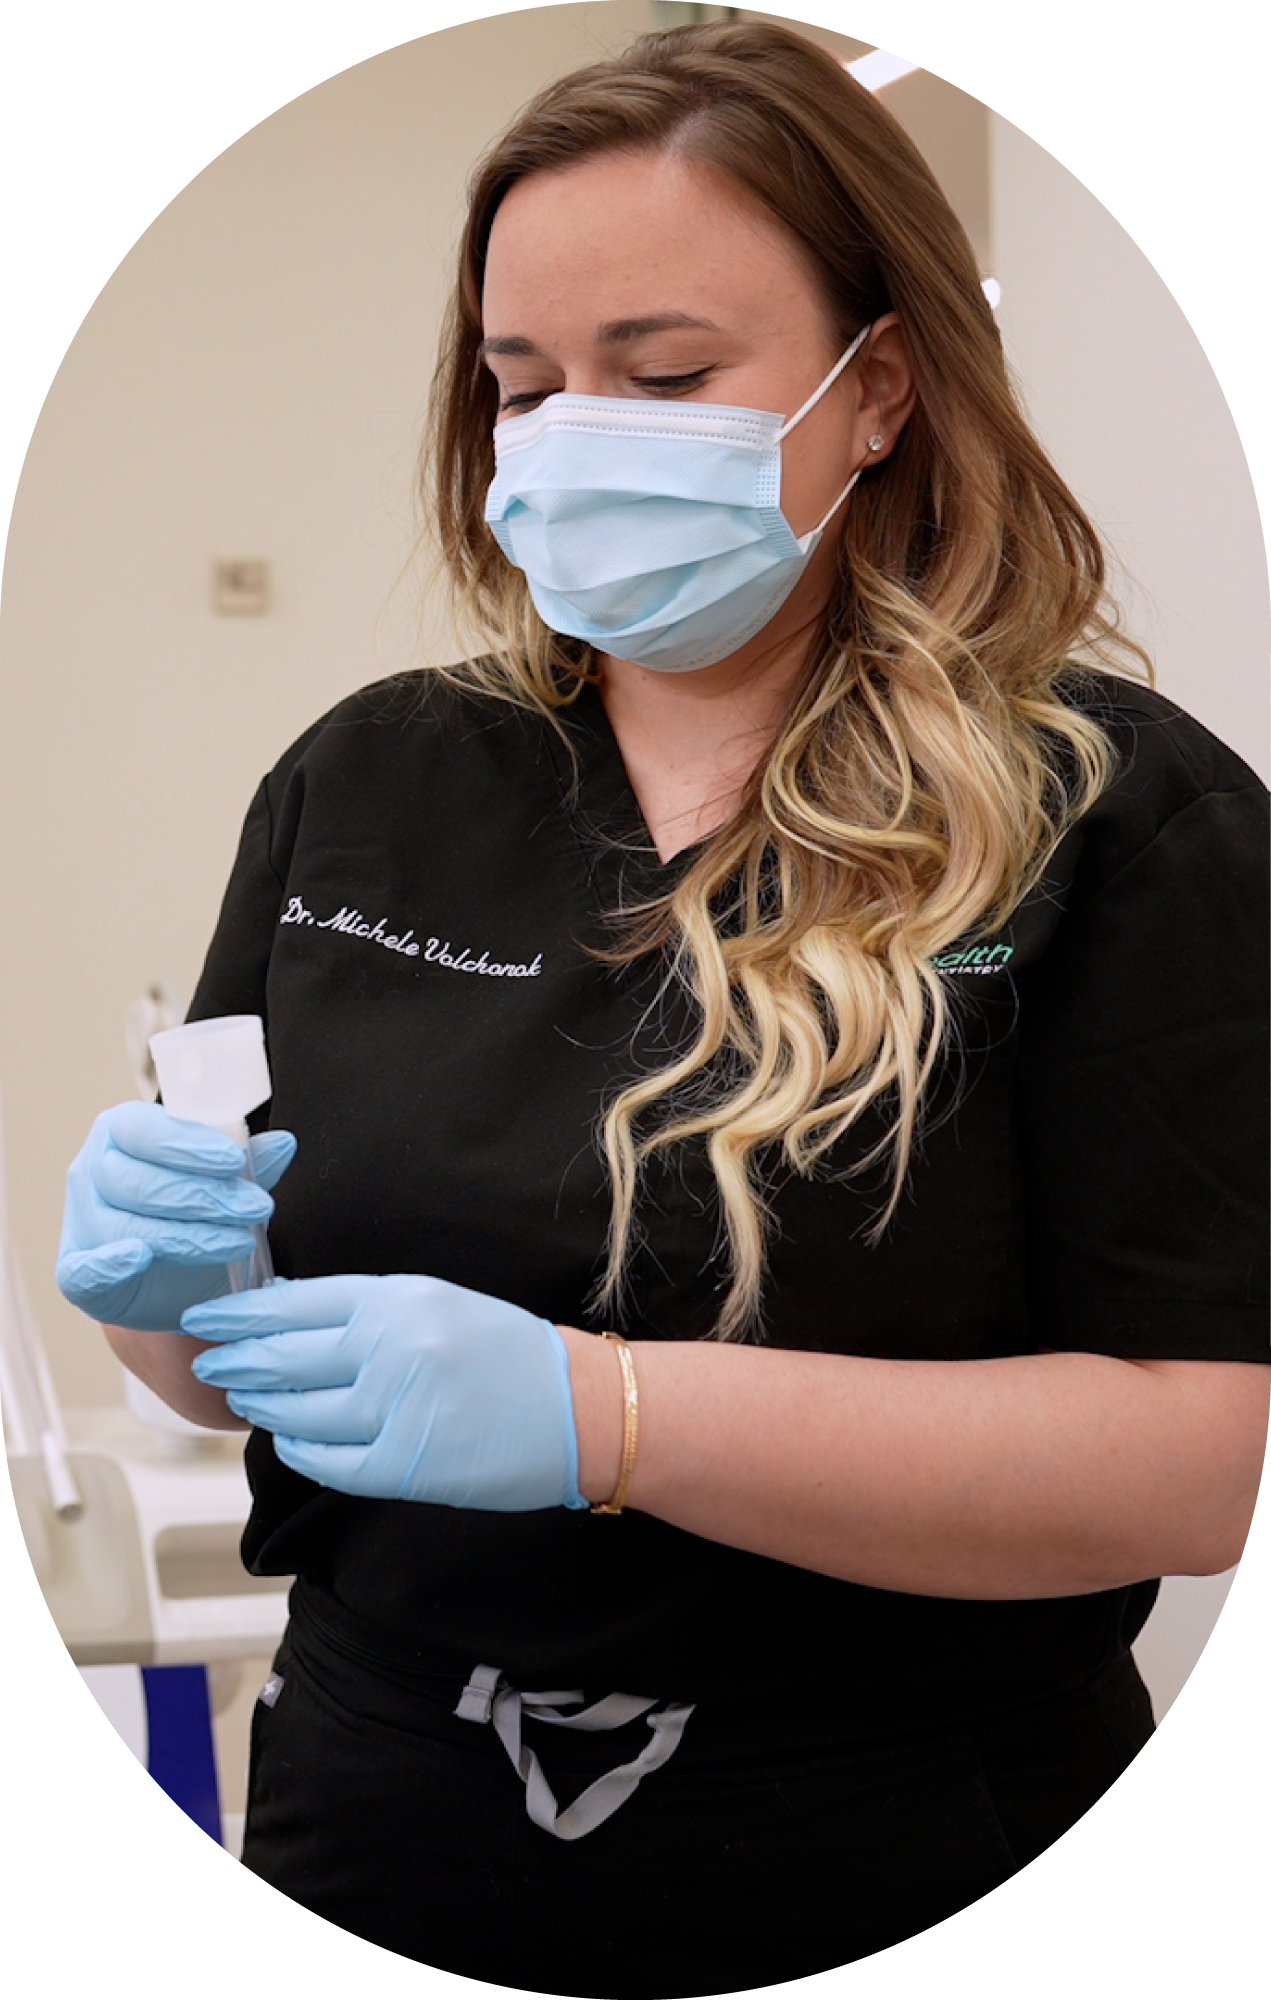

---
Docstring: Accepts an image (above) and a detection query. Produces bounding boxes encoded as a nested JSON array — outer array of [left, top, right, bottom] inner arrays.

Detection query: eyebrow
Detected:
[[479, 312, 722, 359]]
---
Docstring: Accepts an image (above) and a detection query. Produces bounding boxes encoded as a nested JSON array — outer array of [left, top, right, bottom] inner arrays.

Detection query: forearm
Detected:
[[563, 1332, 1268, 1598], [104, 1323, 249, 1431]]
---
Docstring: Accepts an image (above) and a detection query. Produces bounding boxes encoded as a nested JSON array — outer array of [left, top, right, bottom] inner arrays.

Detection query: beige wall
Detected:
[[990, 110, 1269, 776]]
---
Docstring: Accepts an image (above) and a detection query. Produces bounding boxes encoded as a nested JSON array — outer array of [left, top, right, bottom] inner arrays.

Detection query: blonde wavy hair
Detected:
[[420, 20, 1150, 1339]]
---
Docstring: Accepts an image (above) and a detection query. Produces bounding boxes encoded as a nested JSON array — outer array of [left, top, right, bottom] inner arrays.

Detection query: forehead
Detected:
[[481, 150, 829, 335]]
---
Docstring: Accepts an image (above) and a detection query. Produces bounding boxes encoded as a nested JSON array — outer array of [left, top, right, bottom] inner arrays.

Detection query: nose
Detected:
[[557, 365, 614, 399]]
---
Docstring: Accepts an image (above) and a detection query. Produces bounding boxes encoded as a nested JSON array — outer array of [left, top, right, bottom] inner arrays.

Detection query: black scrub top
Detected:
[[186, 666, 1269, 1708]]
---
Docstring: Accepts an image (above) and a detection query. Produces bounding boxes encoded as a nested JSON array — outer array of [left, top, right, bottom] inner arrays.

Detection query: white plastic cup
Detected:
[[148, 1015, 272, 1143]]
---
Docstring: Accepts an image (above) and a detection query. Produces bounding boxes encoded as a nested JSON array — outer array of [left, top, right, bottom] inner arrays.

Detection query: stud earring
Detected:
[[867, 433, 885, 452]]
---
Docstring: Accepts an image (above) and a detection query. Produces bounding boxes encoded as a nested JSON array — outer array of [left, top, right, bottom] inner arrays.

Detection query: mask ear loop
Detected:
[[809, 462, 866, 538], [775, 320, 873, 443], [778, 321, 877, 543]]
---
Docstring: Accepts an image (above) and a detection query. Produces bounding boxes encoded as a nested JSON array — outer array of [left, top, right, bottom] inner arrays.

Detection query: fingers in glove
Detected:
[[104, 1101, 250, 1175], [97, 1106, 296, 1192], [271, 1434, 377, 1492], [248, 1130, 297, 1192], [95, 1148, 274, 1226], [223, 1385, 377, 1446], [56, 1243, 234, 1327], [191, 1324, 357, 1391], [182, 1274, 374, 1339], [56, 1240, 153, 1312]]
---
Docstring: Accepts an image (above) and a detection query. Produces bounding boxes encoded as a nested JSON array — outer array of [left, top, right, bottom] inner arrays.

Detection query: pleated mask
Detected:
[[483, 323, 872, 673]]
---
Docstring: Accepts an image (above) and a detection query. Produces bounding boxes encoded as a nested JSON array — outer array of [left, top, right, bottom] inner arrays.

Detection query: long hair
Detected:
[[420, 20, 1150, 1339]]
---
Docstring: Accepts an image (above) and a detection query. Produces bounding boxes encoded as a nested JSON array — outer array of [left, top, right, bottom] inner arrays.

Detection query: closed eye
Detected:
[[633, 368, 716, 396], [498, 367, 717, 413]]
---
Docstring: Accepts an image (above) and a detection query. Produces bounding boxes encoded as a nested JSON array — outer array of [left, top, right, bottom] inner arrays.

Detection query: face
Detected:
[[481, 149, 909, 555]]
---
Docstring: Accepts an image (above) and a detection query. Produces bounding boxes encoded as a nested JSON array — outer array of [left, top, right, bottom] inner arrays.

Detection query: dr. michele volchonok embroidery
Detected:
[[279, 895, 543, 978]]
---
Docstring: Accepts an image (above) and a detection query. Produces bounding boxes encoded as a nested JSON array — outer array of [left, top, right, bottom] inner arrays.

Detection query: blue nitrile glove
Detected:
[[57, 1101, 296, 1331], [183, 1272, 587, 1512]]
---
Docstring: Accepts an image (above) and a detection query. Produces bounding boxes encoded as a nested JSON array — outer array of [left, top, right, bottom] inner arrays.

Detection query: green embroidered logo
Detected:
[[931, 943, 1014, 975]]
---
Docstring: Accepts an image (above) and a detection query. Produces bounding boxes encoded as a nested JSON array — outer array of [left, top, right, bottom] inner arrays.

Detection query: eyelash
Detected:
[[498, 368, 714, 412]]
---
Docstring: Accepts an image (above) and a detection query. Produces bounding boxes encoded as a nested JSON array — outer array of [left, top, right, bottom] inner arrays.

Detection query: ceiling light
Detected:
[[844, 49, 920, 92]]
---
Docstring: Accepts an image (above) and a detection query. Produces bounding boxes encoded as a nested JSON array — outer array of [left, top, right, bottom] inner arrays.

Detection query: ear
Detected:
[[850, 313, 917, 464]]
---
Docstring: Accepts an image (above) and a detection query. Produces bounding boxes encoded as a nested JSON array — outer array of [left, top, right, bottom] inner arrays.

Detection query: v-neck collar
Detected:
[[556, 678, 714, 888]]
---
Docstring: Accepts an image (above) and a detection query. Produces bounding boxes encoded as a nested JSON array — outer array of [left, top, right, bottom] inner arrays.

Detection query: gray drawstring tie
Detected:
[[455, 1663, 696, 1841]]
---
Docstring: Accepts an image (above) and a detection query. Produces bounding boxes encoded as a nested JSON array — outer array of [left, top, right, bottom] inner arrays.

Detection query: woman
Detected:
[[56, 22, 1268, 1995]]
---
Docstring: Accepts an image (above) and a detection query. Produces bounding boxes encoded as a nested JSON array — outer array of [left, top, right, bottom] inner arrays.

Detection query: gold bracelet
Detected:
[[590, 1331, 639, 1515]]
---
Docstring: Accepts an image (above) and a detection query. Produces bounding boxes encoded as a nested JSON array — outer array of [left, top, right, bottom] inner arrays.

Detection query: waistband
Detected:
[[284, 1577, 1141, 1769], [283, 1581, 704, 1839]]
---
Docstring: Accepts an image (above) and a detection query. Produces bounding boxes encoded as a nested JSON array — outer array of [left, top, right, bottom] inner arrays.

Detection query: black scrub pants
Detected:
[[240, 1589, 1154, 1996]]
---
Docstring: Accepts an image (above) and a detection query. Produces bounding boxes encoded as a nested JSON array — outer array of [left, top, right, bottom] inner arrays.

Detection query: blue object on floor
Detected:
[[141, 1663, 223, 1844]]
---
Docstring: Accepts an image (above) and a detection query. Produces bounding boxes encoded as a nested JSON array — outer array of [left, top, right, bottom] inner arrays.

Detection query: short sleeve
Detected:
[[185, 776, 284, 1036], [1018, 782, 1269, 1361]]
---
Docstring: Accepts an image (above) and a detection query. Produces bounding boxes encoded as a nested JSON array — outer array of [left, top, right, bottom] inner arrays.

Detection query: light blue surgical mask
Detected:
[[484, 323, 873, 673]]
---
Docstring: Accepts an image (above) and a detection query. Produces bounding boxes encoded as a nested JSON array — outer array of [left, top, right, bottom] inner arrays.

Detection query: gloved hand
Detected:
[[57, 1101, 296, 1331], [182, 1272, 587, 1512]]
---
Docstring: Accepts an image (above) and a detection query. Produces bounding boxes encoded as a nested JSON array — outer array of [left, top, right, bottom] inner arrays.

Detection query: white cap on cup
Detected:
[[149, 1015, 272, 1130]]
